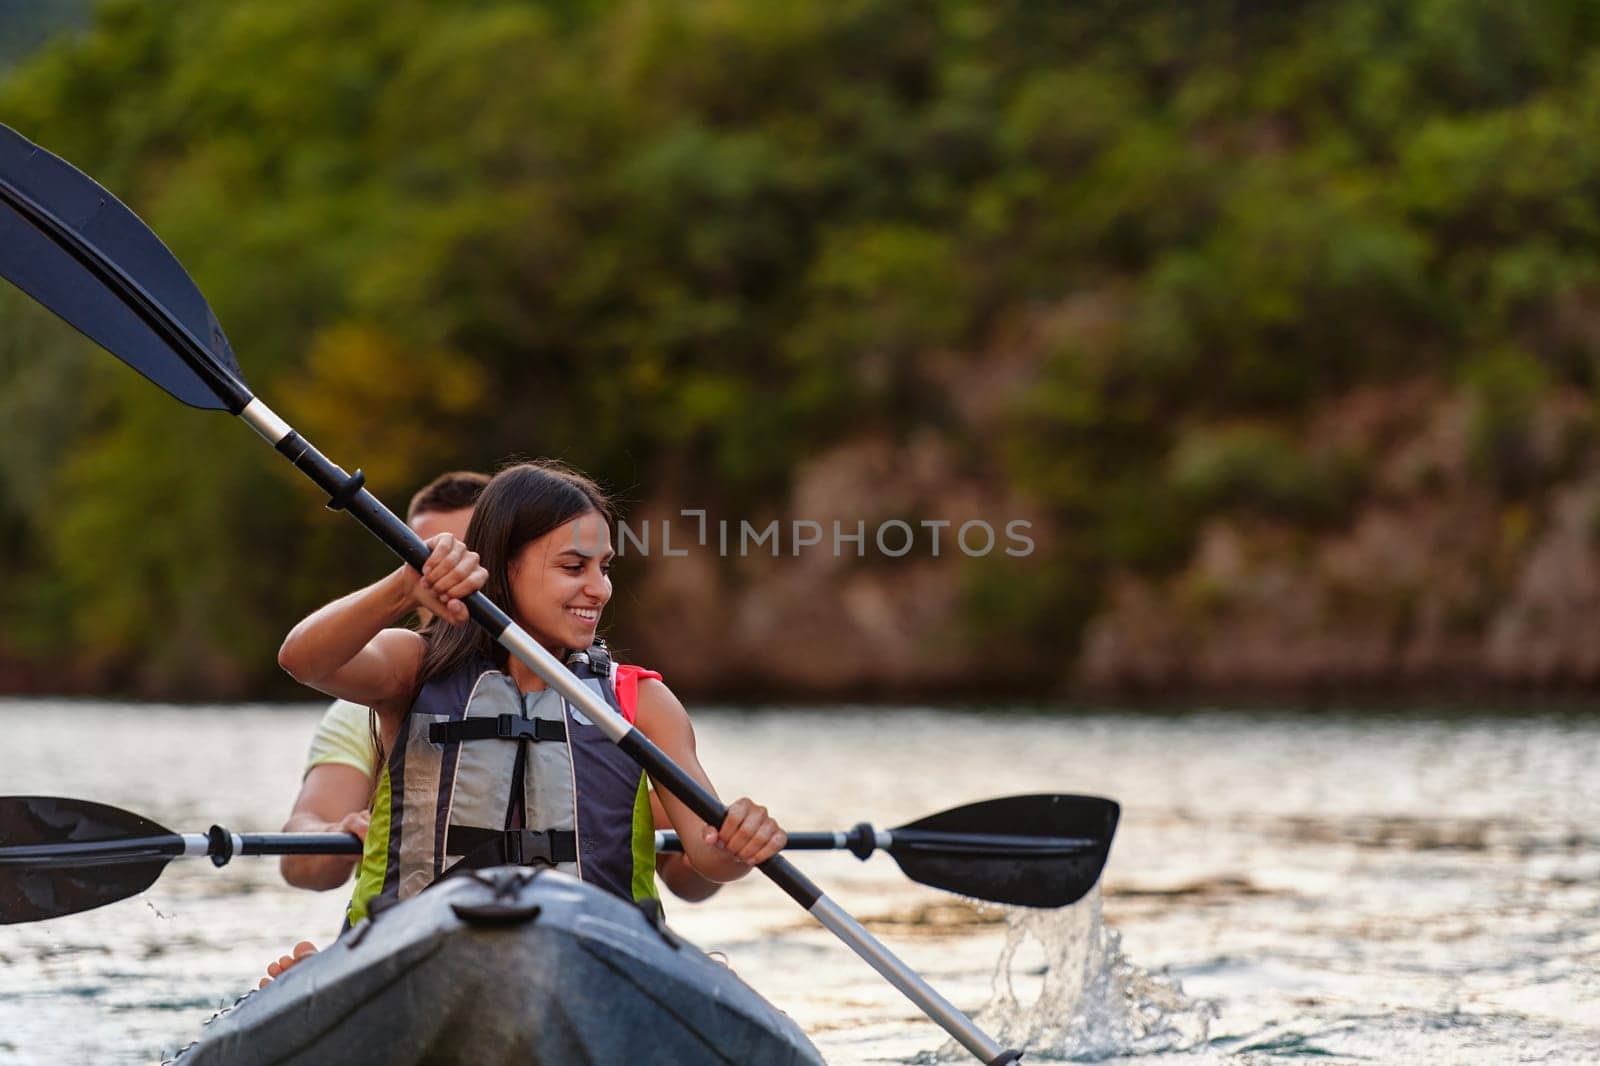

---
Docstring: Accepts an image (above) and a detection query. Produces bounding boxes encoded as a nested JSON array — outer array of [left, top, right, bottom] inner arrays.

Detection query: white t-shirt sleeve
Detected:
[[304, 699, 377, 778]]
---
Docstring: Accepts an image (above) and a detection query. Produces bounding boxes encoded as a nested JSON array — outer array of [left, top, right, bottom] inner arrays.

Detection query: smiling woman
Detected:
[[412, 461, 617, 686], [275, 460, 788, 925]]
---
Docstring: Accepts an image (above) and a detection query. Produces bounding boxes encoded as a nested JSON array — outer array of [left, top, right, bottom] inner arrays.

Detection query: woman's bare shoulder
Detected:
[[365, 628, 428, 715], [634, 676, 694, 737]]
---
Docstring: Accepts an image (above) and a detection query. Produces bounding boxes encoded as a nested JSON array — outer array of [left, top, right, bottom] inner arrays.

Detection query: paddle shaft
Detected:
[[0, 830, 363, 870], [661, 830, 881, 853]]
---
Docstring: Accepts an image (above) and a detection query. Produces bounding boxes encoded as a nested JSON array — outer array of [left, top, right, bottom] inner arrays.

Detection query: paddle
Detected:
[[0, 796, 359, 924], [0, 794, 1118, 924], [0, 124, 1025, 1065], [660, 793, 1119, 909]]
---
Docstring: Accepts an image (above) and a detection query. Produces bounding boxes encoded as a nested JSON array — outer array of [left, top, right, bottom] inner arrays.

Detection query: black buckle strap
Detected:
[[448, 826, 578, 867], [508, 829, 577, 865], [565, 639, 612, 678], [429, 714, 567, 744]]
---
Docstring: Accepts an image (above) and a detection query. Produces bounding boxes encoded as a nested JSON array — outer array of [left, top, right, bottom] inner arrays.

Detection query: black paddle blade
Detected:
[[0, 123, 245, 410], [0, 796, 178, 924], [887, 794, 1119, 909]]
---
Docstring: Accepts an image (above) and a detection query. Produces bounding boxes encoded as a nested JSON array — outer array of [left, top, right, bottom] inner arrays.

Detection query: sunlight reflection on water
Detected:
[[2, 701, 1598, 1064]]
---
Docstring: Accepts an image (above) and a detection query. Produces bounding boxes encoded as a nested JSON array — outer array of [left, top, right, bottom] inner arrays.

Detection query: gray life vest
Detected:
[[368, 643, 658, 914]]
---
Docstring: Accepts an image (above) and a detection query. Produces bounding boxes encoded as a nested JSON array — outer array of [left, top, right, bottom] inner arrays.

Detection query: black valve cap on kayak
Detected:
[[449, 866, 546, 924], [450, 898, 542, 925]]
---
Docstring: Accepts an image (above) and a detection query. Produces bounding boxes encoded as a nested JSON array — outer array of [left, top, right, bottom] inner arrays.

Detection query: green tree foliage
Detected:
[[5, 0, 1600, 693]]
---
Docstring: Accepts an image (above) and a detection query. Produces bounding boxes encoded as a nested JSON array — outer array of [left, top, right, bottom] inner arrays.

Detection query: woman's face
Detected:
[[508, 510, 613, 653]]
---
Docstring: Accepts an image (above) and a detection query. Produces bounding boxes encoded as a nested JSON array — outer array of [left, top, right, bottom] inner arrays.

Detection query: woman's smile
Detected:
[[566, 605, 601, 627]]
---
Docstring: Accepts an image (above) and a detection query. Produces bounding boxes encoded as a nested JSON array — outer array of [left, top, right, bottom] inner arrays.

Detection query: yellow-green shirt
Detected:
[[300, 700, 387, 926], [348, 764, 392, 926], [303, 699, 375, 778]]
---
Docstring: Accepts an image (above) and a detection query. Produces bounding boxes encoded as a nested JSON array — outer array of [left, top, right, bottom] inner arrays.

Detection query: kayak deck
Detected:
[[172, 867, 824, 1065]]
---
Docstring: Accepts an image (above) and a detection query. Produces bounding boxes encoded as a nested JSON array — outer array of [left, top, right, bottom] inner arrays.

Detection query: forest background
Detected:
[[4, 0, 1600, 703]]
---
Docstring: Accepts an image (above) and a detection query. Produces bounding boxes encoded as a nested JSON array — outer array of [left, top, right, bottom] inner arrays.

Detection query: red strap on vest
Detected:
[[613, 664, 663, 725]]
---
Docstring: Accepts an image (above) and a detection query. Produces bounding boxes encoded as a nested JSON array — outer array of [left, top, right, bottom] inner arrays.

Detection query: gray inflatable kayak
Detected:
[[172, 867, 824, 1065]]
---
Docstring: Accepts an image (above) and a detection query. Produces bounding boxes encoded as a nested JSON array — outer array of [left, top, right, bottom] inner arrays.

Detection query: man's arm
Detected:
[[280, 763, 372, 890]]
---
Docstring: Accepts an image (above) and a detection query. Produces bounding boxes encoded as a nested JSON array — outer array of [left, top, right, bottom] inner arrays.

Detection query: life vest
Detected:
[[347, 642, 661, 925]]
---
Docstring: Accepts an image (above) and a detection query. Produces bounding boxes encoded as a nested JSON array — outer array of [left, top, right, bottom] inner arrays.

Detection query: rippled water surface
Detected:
[[2, 701, 1597, 1064]]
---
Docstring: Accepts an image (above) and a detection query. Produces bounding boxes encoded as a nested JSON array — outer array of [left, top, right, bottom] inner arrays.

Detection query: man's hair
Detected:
[[407, 470, 491, 520]]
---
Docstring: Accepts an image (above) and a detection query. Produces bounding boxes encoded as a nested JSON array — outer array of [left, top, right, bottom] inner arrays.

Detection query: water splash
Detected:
[[926, 888, 1216, 1062]]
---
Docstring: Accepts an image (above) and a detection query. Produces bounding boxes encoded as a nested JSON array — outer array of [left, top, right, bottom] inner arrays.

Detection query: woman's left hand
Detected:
[[702, 797, 787, 866]]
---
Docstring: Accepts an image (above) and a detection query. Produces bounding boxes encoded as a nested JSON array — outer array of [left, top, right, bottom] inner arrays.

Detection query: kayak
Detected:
[[170, 866, 825, 1065]]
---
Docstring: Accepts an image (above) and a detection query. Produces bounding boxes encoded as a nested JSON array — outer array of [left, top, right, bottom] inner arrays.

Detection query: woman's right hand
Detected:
[[408, 533, 485, 625]]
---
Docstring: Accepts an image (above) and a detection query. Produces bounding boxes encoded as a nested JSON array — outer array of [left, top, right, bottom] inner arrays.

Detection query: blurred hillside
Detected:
[[4, 0, 1600, 701], [0, 1, 91, 68]]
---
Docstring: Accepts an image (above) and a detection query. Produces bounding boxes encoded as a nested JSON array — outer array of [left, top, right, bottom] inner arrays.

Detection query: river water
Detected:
[[1, 700, 1597, 1064]]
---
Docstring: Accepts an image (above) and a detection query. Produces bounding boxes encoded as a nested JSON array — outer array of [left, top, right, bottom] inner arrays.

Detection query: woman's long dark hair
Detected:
[[416, 459, 613, 689]]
